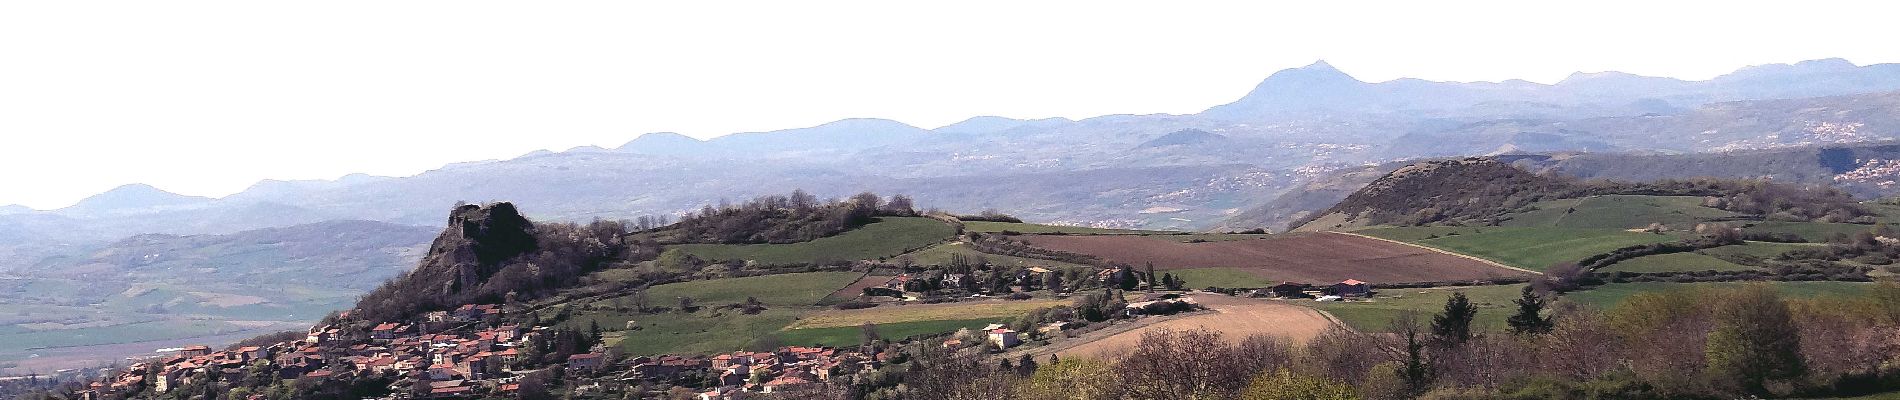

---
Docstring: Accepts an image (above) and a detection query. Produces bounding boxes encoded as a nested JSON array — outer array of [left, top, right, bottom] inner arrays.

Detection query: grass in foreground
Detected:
[[673, 217, 955, 264]]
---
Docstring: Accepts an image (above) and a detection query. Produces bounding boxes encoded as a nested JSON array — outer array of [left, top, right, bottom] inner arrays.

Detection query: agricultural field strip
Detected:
[[1328, 232, 1541, 275], [786, 299, 1069, 329]]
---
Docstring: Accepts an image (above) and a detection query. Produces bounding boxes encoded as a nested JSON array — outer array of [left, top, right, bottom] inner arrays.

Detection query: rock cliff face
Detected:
[[422, 202, 539, 296], [353, 202, 542, 319]]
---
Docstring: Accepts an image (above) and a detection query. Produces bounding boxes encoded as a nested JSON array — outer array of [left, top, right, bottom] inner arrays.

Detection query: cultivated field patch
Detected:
[[788, 299, 1068, 329], [1018, 232, 1529, 284], [1018, 295, 1335, 360]]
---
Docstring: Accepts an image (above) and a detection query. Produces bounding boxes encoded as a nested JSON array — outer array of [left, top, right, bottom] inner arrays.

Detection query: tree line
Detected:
[[661, 191, 917, 244]]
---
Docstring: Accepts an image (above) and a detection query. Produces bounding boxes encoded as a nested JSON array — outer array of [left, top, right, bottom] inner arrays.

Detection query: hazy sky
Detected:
[[4, 1, 1898, 209]]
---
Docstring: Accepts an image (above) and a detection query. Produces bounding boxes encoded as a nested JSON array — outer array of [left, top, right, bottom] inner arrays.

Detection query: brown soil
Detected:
[[821, 273, 894, 303], [1014, 295, 1336, 360]]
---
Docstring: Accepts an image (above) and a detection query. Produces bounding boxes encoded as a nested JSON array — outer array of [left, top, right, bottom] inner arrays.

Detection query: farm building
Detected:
[[1269, 282, 1313, 298], [1326, 279, 1372, 297], [988, 328, 1022, 349]]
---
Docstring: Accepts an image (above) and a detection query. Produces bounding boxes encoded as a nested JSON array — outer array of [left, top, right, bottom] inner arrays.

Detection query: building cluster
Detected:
[[70, 303, 878, 399], [624, 347, 877, 398]]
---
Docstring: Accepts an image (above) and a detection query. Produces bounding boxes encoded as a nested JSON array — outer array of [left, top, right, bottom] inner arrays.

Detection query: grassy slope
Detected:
[[673, 217, 955, 264], [1362, 227, 1678, 272], [1598, 252, 1756, 273], [1503, 195, 1739, 230]]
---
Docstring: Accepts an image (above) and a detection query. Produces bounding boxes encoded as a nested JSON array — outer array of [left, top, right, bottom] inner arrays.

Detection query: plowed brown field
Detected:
[[1018, 232, 1528, 284], [1012, 295, 1336, 360]]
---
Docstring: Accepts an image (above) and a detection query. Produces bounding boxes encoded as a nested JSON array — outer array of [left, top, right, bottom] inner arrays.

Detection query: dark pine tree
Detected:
[[1431, 291, 1478, 346], [1506, 286, 1554, 335]]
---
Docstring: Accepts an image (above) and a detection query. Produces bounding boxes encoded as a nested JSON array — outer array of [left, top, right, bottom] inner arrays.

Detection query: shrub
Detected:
[[832, 301, 878, 310]]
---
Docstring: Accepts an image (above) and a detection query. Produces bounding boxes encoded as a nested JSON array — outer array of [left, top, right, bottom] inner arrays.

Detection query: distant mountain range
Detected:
[[9, 58, 1900, 265]]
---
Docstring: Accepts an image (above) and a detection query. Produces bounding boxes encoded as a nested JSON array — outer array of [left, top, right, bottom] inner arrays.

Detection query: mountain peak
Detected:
[[1199, 60, 1370, 118], [1262, 60, 1360, 84], [1300, 60, 1340, 72], [60, 183, 212, 215]]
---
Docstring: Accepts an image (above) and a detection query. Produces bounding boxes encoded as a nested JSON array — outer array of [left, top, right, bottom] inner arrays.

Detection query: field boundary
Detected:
[[1328, 231, 1542, 275]]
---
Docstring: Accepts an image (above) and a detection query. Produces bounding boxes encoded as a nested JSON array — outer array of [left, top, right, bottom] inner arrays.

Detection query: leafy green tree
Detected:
[[1118, 268, 1139, 291], [1430, 291, 1477, 346], [1506, 286, 1554, 335], [1705, 285, 1804, 395]]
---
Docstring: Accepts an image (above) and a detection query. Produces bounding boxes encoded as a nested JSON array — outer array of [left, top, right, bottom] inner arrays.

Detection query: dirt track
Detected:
[[1012, 295, 1337, 360], [1018, 232, 1530, 284]]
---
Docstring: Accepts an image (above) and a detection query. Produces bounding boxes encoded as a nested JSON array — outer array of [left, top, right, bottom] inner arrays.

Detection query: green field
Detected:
[[632, 272, 861, 307], [1598, 252, 1757, 273], [1502, 195, 1740, 230], [964, 221, 1174, 235], [1309, 284, 1528, 333], [586, 309, 802, 355], [1364, 227, 1678, 271], [1742, 221, 1877, 242], [673, 217, 956, 264], [571, 270, 1043, 355], [1563, 281, 1874, 310], [1169, 267, 1277, 288], [774, 318, 994, 347], [1354, 226, 1491, 242], [901, 242, 1092, 269], [1700, 241, 1823, 258]]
